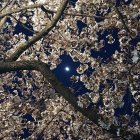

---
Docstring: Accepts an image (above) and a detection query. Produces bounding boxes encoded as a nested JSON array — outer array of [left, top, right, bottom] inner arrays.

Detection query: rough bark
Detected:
[[5, 0, 69, 62], [0, 60, 133, 139]]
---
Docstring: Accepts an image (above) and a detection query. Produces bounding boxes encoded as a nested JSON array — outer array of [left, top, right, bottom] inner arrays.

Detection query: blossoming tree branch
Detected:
[[0, 0, 139, 139]]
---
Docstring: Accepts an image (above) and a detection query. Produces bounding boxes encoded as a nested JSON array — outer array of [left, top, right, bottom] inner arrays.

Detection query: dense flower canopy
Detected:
[[0, 0, 139, 139]]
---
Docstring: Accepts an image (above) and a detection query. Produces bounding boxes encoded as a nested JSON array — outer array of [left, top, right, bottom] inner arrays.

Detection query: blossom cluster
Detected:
[[0, 0, 139, 139]]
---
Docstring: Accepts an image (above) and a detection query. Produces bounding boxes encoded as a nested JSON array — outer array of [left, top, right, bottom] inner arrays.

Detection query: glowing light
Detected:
[[65, 66, 70, 72]]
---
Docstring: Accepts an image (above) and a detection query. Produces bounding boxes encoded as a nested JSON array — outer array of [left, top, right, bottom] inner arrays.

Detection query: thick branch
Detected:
[[5, 0, 69, 62], [0, 60, 99, 122], [0, 60, 134, 139], [0, 60, 37, 73]]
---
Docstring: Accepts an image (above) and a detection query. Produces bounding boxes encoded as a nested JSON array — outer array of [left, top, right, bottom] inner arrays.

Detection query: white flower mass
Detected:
[[0, 0, 139, 139]]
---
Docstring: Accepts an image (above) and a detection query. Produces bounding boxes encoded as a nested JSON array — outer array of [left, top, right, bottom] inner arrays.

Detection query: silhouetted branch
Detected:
[[0, 3, 109, 20], [0, 0, 10, 13], [5, 0, 69, 62], [115, 6, 132, 38], [0, 0, 16, 30], [10, 15, 38, 34], [0, 3, 48, 19], [0, 60, 136, 139]]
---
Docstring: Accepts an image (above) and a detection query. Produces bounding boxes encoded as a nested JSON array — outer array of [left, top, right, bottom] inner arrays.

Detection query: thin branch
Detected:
[[41, 6, 70, 43], [41, 5, 109, 19], [115, 7, 132, 38], [0, 0, 16, 30], [0, 0, 11, 13], [67, 12, 107, 19], [5, 0, 69, 62], [0, 3, 49, 19], [10, 15, 38, 34], [0, 3, 110, 20]]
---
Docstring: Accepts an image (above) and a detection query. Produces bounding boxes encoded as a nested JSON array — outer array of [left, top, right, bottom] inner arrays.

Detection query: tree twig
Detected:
[[115, 6, 132, 38], [0, 0, 11, 13], [0, 3, 49, 19], [0, 0, 16, 30], [5, 0, 69, 62], [0, 3, 110, 20], [10, 15, 38, 34]]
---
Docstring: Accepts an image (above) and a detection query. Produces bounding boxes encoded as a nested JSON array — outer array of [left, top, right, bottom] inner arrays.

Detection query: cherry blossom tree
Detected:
[[0, 0, 139, 139]]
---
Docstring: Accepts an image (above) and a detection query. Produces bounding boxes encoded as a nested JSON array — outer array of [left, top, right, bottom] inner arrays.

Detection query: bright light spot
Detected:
[[65, 66, 70, 72]]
